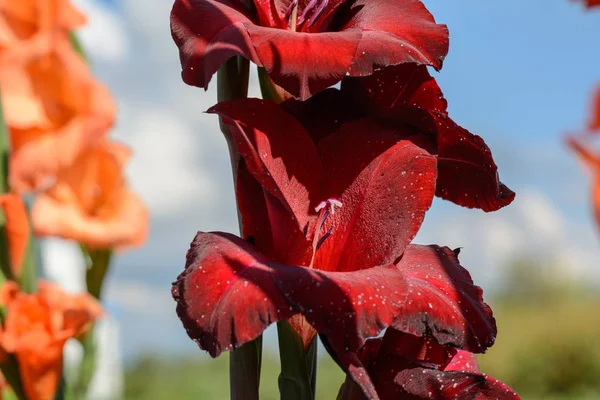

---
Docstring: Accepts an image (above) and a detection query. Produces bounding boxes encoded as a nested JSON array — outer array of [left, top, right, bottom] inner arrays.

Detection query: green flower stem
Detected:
[[0, 208, 13, 283], [84, 247, 112, 300], [18, 203, 38, 294], [71, 246, 112, 399], [0, 87, 14, 282], [0, 84, 9, 194], [257, 67, 284, 104], [217, 56, 262, 400], [257, 64, 318, 400], [54, 376, 67, 400], [0, 355, 27, 400], [71, 328, 97, 399], [0, 76, 28, 400], [276, 322, 317, 400]]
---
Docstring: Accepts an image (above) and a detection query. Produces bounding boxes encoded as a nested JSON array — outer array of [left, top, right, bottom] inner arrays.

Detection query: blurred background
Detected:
[[48, 0, 600, 398]]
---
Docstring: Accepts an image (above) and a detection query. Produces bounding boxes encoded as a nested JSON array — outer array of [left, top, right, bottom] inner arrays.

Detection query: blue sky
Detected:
[[56, 0, 600, 360]]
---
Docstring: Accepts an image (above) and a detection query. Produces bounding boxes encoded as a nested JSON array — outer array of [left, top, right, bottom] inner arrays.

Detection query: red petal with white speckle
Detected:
[[172, 232, 296, 357]]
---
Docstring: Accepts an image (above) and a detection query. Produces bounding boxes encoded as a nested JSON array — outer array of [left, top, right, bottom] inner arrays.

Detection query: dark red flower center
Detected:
[[284, 0, 329, 31]]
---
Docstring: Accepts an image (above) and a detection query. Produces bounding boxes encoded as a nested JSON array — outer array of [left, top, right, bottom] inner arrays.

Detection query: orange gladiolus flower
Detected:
[[566, 137, 600, 230], [590, 87, 600, 131], [32, 140, 148, 250], [0, 280, 103, 400], [0, 39, 115, 193], [0, 193, 29, 277], [0, 0, 85, 59]]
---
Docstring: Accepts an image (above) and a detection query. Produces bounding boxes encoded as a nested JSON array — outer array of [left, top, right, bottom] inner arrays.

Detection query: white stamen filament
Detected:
[[309, 198, 343, 267]]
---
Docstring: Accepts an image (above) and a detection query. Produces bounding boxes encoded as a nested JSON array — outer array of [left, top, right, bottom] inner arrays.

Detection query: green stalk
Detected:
[[0, 87, 14, 282], [71, 328, 96, 399], [0, 80, 27, 400], [257, 65, 318, 400], [0, 84, 8, 193], [276, 322, 317, 400], [71, 246, 112, 398], [217, 56, 263, 400], [18, 201, 38, 294], [0, 356, 27, 400], [257, 67, 284, 104]]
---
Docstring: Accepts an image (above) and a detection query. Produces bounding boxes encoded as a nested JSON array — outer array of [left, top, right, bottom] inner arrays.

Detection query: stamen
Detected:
[[285, 0, 299, 31], [314, 198, 343, 214], [297, 0, 329, 28], [306, 0, 328, 28], [328, 198, 343, 214], [315, 201, 327, 212], [285, 0, 298, 19], [316, 228, 333, 250], [297, 0, 319, 25], [309, 198, 343, 267]]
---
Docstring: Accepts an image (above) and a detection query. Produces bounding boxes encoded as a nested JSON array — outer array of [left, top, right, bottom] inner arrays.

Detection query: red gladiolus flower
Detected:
[[338, 330, 520, 399], [172, 97, 497, 399], [566, 136, 600, 231], [170, 0, 449, 99], [575, 0, 600, 8], [283, 63, 515, 211]]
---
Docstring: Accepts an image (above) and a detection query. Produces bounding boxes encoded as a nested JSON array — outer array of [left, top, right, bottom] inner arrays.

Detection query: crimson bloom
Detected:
[[170, 0, 448, 99], [172, 95, 497, 398], [575, 0, 600, 8], [287, 63, 514, 211], [338, 330, 520, 399]]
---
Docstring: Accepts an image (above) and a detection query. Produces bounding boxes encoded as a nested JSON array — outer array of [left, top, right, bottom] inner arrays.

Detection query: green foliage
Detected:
[[124, 352, 345, 400], [478, 256, 600, 400]]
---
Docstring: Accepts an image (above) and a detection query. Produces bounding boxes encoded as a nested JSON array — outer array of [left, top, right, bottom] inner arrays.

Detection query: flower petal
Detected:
[[315, 120, 437, 272], [172, 232, 297, 357], [378, 329, 455, 368], [342, 65, 513, 212], [340, 332, 519, 400], [433, 113, 515, 212], [170, 0, 260, 89], [246, 25, 362, 99], [394, 367, 521, 399], [566, 135, 600, 173], [235, 163, 312, 264], [209, 98, 324, 234], [0, 194, 30, 277], [281, 88, 365, 143], [340, 63, 447, 116], [391, 245, 496, 353], [339, 0, 449, 74], [278, 244, 496, 363], [445, 350, 480, 374]]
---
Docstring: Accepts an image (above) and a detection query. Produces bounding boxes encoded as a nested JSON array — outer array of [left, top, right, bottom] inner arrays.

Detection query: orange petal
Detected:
[[32, 140, 148, 250], [0, 0, 86, 54], [33, 188, 148, 250], [0, 194, 30, 277], [566, 136, 600, 174], [0, 280, 102, 400], [19, 347, 63, 400], [3, 41, 115, 193]]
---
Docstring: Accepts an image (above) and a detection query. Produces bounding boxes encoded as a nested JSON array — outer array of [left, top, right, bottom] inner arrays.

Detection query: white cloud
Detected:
[[105, 280, 174, 317], [418, 186, 600, 288], [518, 189, 564, 244], [116, 107, 220, 218], [72, 0, 129, 63]]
